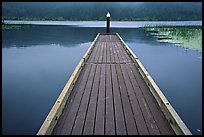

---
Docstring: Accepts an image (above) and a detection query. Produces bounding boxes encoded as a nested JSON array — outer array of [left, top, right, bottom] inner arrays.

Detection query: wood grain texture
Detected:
[[51, 34, 175, 135]]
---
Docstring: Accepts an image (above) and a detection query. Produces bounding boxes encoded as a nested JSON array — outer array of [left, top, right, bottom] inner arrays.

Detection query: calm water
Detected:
[[2, 22, 202, 135], [5, 20, 202, 28]]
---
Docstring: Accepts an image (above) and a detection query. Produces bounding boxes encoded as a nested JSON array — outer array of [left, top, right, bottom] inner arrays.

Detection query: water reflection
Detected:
[[5, 20, 202, 28], [2, 25, 103, 48], [2, 43, 91, 135], [143, 26, 202, 51], [2, 25, 202, 135], [112, 28, 161, 45]]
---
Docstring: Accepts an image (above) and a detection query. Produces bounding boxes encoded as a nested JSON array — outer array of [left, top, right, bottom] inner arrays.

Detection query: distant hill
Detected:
[[2, 2, 202, 21]]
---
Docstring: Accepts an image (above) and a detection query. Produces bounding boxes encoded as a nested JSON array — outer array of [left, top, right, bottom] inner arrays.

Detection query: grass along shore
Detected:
[[143, 26, 202, 51], [2, 24, 31, 30]]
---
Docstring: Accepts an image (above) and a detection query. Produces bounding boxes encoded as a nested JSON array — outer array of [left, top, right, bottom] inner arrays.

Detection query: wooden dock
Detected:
[[37, 33, 191, 135]]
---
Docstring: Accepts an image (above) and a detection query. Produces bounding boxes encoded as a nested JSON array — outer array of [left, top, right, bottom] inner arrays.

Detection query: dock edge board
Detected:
[[37, 33, 100, 135], [116, 33, 192, 135]]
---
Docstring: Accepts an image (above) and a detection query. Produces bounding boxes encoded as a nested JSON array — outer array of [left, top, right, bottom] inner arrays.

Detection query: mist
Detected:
[[2, 2, 202, 21]]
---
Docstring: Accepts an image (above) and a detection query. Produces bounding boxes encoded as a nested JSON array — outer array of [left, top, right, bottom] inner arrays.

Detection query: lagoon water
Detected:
[[5, 20, 202, 28], [2, 21, 202, 135]]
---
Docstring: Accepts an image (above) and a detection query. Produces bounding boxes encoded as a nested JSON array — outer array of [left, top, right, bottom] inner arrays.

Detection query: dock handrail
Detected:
[[116, 33, 192, 135], [37, 33, 100, 135]]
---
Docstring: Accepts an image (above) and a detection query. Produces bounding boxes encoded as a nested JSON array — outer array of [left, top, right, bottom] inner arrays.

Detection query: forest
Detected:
[[2, 2, 202, 21]]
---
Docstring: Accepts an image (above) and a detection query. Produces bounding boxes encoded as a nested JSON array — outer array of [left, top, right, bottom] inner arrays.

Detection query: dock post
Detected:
[[106, 12, 110, 33]]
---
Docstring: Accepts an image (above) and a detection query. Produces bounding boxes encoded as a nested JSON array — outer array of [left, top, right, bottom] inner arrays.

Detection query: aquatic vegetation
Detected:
[[2, 24, 31, 30], [143, 26, 202, 51]]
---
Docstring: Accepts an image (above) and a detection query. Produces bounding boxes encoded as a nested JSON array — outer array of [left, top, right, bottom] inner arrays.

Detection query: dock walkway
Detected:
[[37, 33, 191, 135]]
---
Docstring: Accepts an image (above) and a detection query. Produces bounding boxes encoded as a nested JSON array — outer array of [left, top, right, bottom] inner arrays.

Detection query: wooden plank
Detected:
[[118, 42, 131, 63], [115, 64, 138, 135], [110, 34, 117, 42], [52, 64, 89, 134], [124, 65, 164, 135], [82, 33, 100, 63], [116, 33, 191, 135], [94, 64, 105, 135], [111, 64, 127, 135], [113, 34, 120, 41], [122, 45, 132, 62], [97, 35, 103, 42], [110, 35, 113, 41], [104, 35, 107, 41], [114, 42, 122, 63], [107, 35, 110, 41], [83, 64, 101, 135], [94, 42, 101, 63], [105, 64, 116, 135], [117, 42, 126, 63], [37, 33, 100, 135], [110, 42, 115, 63], [136, 86, 161, 135], [57, 64, 92, 135], [37, 58, 86, 135], [120, 64, 149, 135], [129, 64, 161, 135], [112, 42, 120, 63], [129, 64, 146, 86], [82, 33, 100, 62], [88, 42, 99, 63], [118, 40, 173, 134], [106, 42, 111, 63], [116, 42, 122, 63], [48, 33, 191, 135], [140, 85, 174, 135], [102, 42, 107, 63], [91, 41, 99, 63], [98, 42, 104, 63], [71, 64, 97, 135], [101, 42, 105, 63]]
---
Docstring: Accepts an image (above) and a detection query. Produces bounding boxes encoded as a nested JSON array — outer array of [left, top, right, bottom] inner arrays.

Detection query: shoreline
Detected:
[[3, 20, 202, 22]]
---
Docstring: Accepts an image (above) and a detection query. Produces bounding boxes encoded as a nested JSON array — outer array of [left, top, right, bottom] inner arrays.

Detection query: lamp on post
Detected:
[[106, 12, 110, 33]]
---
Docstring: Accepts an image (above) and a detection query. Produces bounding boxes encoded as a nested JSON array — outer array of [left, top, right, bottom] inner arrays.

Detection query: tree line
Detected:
[[2, 2, 202, 21]]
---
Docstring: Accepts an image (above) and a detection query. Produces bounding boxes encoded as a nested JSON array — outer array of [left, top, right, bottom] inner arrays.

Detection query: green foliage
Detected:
[[3, 16, 65, 21], [2, 24, 31, 30], [2, 2, 202, 21]]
